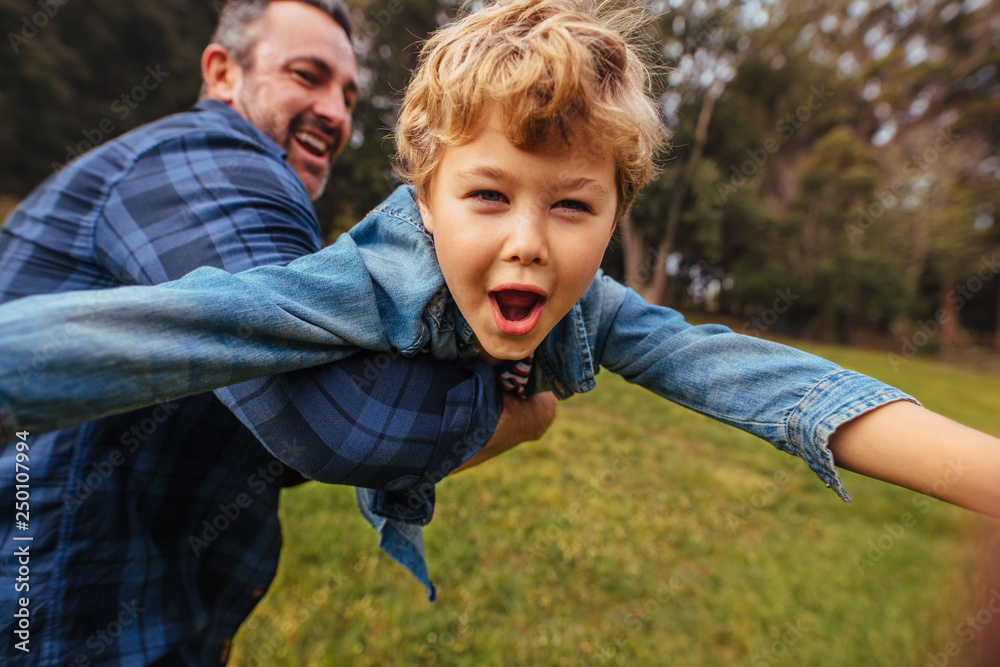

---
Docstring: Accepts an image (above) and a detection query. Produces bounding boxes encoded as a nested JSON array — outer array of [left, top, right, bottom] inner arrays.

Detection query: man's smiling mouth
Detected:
[[489, 289, 546, 336], [294, 130, 331, 157]]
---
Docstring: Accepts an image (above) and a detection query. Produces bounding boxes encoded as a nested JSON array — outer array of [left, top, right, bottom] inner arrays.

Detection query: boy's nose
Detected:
[[505, 214, 549, 265]]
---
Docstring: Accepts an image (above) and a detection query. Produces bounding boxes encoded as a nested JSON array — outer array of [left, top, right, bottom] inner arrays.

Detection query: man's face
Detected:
[[232, 1, 358, 200], [418, 111, 618, 362]]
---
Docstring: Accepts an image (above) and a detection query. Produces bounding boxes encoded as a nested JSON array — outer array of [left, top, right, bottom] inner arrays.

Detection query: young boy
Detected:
[[0, 0, 998, 598]]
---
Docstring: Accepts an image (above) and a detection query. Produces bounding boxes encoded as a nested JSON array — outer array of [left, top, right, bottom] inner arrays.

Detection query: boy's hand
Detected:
[[452, 390, 557, 474]]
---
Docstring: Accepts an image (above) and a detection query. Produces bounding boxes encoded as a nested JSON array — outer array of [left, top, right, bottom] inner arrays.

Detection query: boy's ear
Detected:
[[417, 198, 434, 235]]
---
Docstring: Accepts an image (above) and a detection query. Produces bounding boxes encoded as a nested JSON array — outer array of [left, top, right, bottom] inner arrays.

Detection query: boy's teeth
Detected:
[[295, 131, 328, 154]]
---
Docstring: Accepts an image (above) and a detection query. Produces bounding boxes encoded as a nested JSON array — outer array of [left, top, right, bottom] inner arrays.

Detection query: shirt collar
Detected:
[[191, 98, 288, 161]]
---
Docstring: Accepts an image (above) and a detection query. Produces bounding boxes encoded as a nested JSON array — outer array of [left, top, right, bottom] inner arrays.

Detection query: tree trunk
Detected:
[[618, 214, 647, 292], [642, 237, 673, 306], [995, 276, 1000, 350], [939, 281, 963, 346], [902, 215, 933, 333], [645, 82, 722, 306]]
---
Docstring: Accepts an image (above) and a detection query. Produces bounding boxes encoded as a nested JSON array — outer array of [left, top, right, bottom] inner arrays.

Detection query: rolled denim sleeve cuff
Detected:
[[785, 369, 919, 502]]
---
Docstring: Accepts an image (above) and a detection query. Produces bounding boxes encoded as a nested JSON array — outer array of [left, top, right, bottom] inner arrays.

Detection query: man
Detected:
[[0, 1, 554, 664]]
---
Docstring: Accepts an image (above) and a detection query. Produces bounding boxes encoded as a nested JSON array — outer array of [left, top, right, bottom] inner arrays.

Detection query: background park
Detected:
[[2, 0, 999, 664]]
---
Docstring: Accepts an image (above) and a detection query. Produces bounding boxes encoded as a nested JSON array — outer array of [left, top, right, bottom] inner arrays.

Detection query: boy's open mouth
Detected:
[[489, 289, 546, 337]]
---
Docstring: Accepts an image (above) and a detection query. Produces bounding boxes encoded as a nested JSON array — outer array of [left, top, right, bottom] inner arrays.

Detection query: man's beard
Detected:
[[306, 164, 331, 201], [234, 86, 332, 201]]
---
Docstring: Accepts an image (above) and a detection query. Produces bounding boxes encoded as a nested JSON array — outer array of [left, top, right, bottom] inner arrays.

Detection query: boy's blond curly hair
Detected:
[[394, 0, 666, 222]]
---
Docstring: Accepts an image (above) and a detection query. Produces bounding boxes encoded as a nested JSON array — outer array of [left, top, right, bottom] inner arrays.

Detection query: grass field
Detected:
[[229, 338, 1000, 667]]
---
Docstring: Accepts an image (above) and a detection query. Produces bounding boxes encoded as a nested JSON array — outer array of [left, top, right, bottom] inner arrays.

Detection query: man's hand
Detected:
[[452, 391, 557, 474]]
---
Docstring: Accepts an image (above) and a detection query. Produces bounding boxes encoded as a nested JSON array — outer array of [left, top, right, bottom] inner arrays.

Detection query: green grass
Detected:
[[230, 340, 1000, 666]]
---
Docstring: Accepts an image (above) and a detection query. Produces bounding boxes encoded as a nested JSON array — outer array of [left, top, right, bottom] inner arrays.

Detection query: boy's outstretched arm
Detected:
[[828, 401, 1000, 519]]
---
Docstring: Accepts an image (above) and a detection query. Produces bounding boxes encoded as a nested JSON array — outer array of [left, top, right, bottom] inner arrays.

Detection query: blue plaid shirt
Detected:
[[0, 100, 501, 665]]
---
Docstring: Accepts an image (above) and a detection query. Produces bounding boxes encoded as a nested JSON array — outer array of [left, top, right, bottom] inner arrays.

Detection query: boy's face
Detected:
[[418, 111, 617, 361]]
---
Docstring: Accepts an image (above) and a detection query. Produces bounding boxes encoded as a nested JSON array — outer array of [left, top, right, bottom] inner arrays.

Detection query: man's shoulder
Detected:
[[111, 99, 279, 162], [24, 100, 300, 221], [4, 100, 310, 273], [30, 101, 279, 200]]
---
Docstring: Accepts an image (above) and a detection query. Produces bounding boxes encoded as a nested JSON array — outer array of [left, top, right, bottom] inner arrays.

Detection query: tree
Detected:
[[318, 0, 455, 240], [4, 0, 997, 344], [630, 0, 1000, 346], [1, 0, 216, 196]]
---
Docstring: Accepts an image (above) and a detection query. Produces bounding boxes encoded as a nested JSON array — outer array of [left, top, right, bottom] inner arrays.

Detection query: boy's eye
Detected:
[[470, 190, 508, 204], [555, 199, 592, 213]]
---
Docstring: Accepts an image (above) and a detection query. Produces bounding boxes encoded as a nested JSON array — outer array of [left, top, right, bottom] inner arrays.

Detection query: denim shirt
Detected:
[[0, 185, 916, 598], [349, 187, 915, 497], [355, 191, 918, 595]]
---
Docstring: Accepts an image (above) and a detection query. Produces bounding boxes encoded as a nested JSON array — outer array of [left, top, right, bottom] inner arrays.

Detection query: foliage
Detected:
[[631, 0, 1000, 345], [0, 0, 216, 194], [318, 0, 458, 240], [3, 0, 999, 341]]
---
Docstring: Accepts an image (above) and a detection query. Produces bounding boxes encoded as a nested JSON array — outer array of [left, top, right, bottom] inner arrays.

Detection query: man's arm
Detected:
[[828, 401, 1000, 519], [0, 184, 447, 437], [101, 137, 554, 484], [0, 131, 552, 470], [454, 391, 557, 474], [212, 352, 556, 490]]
